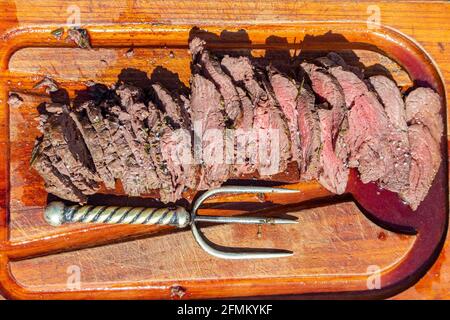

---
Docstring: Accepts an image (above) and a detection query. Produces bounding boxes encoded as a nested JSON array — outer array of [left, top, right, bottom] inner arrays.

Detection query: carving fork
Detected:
[[44, 186, 299, 260]]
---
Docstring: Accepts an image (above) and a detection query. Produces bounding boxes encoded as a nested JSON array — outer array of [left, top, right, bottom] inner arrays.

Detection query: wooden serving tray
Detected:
[[0, 22, 447, 299]]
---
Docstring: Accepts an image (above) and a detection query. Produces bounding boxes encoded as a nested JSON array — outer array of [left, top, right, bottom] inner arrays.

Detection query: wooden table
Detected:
[[0, 0, 449, 299]]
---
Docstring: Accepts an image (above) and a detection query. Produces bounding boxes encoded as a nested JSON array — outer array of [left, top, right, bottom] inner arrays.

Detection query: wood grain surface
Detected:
[[0, 0, 449, 299]]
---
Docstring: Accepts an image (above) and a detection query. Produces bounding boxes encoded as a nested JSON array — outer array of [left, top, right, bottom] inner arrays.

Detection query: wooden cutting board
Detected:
[[0, 0, 449, 299]]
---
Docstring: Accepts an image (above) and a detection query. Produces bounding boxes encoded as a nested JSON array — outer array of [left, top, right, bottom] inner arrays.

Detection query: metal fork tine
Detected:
[[258, 187, 300, 194], [192, 186, 300, 215], [194, 215, 298, 225], [191, 223, 294, 260]]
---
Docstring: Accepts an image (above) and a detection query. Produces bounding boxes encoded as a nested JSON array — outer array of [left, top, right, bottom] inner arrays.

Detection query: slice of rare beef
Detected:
[[400, 124, 441, 210], [190, 73, 229, 189], [232, 86, 257, 176], [405, 87, 443, 143], [190, 37, 242, 125], [369, 76, 408, 132], [221, 55, 291, 177], [268, 66, 320, 179], [324, 61, 409, 192], [296, 83, 321, 180], [152, 83, 197, 194], [301, 62, 348, 194], [369, 75, 410, 192], [146, 101, 181, 202], [400, 86, 443, 210], [151, 83, 191, 129], [268, 67, 302, 167], [316, 52, 364, 79]]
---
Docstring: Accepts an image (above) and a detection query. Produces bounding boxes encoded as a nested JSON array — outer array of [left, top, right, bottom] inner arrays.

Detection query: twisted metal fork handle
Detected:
[[44, 201, 191, 228]]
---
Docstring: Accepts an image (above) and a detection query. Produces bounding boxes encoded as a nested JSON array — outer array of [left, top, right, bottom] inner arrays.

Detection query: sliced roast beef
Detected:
[[405, 87, 443, 143], [145, 101, 182, 202], [253, 85, 292, 177], [301, 62, 348, 194], [112, 85, 160, 193], [316, 108, 348, 194], [194, 52, 259, 176], [369, 75, 410, 192], [190, 37, 242, 125], [82, 101, 124, 180], [160, 126, 196, 194], [316, 52, 364, 79], [268, 67, 321, 179], [324, 62, 409, 193], [151, 83, 191, 129], [221, 55, 291, 176], [30, 45, 444, 211], [400, 124, 441, 210], [301, 62, 346, 122], [34, 105, 101, 200], [369, 76, 408, 132], [115, 84, 145, 108], [115, 84, 150, 142], [31, 140, 86, 203], [296, 84, 321, 179], [190, 73, 229, 189], [268, 68, 302, 167], [32, 103, 100, 202], [346, 94, 392, 179], [232, 86, 257, 176], [221, 56, 263, 100], [104, 113, 149, 196], [82, 84, 156, 196], [44, 116, 99, 195], [52, 104, 97, 176], [152, 83, 197, 195], [69, 109, 116, 190]]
